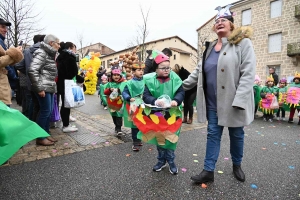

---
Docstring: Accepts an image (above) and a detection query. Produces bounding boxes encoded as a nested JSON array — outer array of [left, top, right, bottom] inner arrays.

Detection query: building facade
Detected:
[[197, 0, 300, 82], [77, 42, 115, 60], [100, 36, 198, 72]]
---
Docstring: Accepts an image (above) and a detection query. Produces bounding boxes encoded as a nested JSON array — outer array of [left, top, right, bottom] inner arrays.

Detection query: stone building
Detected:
[[196, 0, 300, 83], [100, 36, 198, 72], [76, 42, 115, 60]]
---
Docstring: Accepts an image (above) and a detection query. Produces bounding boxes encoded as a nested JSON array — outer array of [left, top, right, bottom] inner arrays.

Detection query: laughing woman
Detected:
[[183, 5, 256, 183]]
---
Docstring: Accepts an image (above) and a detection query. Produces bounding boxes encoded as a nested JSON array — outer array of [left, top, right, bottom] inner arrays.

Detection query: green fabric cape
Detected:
[[123, 79, 145, 128], [137, 71, 183, 150], [99, 83, 108, 106], [0, 101, 50, 165], [253, 84, 262, 106]]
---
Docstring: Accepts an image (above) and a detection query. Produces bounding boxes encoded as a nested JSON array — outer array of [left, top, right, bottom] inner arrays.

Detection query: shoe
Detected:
[[298, 121, 300, 125], [269, 119, 273, 122], [263, 118, 267, 122], [276, 117, 280, 121], [233, 164, 245, 182], [116, 131, 124, 136], [69, 116, 76, 122], [47, 136, 58, 142], [191, 169, 214, 183], [63, 125, 78, 133], [288, 119, 293, 123], [104, 107, 107, 110], [282, 118, 286, 121], [187, 117, 193, 124], [153, 162, 167, 172], [182, 116, 187, 123], [168, 162, 178, 175], [132, 144, 140, 151], [36, 138, 54, 146]]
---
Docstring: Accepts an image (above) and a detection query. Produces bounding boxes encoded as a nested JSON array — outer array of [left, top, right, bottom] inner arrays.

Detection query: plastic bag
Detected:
[[50, 94, 60, 122], [270, 95, 279, 109], [64, 79, 85, 108], [109, 88, 119, 100], [155, 95, 172, 108]]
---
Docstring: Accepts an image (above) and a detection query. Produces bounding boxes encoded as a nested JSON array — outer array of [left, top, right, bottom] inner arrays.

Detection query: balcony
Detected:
[[287, 42, 300, 57], [296, 5, 300, 19]]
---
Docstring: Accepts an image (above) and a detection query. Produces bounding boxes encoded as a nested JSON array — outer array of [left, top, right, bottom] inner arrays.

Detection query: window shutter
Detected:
[[271, 0, 282, 18], [268, 33, 282, 53], [242, 9, 252, 25]]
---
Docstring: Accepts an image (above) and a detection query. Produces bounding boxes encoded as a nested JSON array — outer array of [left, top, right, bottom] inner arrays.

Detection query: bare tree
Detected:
[[127, 5, 150, 62], [0, 0, 44, 47], [75, 31, 94, 60]]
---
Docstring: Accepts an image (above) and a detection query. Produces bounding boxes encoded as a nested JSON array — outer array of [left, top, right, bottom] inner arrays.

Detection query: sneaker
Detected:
[[263, 118, 267, 122], [116, 131, 124, 136], [276, 117, 280, 121], [63, 125, 78, 133], [132, 144, 140, 151], [282, 118, 286, 121], [269, 119, 273, 122], [288, 119, 293, 123], [153, 162, 167, 172], [69, 116, 76, 122], [168, 162, 178, 175], [104, 107, 107, 110]]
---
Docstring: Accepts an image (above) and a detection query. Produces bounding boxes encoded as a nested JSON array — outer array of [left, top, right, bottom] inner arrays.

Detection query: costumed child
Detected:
[[276, 78, 287, 121], [104, 64, 126, 135], [122, 62, 145, 151], [253, 75, 262, 118], [133, 50, 185, 175], [286, 72, 300, 125], [260, 75, 279, 122], [98, 74, 108, 110]]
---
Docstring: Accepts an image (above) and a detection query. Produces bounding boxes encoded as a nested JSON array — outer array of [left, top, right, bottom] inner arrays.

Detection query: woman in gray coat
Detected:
[[29, 34, 60, 146], [183, 5, 256, 183]]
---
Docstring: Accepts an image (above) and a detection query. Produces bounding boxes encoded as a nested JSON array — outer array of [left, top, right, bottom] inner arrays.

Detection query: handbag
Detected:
[[270, 95, 279, 109], [64, 79, 85, 108], [50, 93, 60, 122]]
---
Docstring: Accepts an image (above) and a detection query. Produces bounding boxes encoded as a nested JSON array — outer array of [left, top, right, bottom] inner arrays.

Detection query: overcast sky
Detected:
[[34, 0, 234, 51]]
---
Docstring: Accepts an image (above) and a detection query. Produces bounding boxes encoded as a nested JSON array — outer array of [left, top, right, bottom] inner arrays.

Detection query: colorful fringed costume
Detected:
[[286, 72, 300, 123]]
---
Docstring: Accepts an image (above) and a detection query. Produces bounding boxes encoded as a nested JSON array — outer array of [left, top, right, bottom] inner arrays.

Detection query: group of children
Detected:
[[97, 50, 184, 175], [254, 72, 300, 124]]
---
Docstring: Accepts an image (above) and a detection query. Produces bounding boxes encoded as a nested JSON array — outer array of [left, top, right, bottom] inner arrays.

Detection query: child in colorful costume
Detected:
[[260, 75, 279, 122], [104, 65, 126, 135], [98, 74, 108, 110], [286, 72, 300, 125], [122, 62, 145, 151], [133, 50, 185, 175], [253, 75, 262, 118], [276, 78, 288, 121]]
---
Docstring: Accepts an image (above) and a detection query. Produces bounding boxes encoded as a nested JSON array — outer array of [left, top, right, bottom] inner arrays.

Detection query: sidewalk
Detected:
[[1, 105, 206, 167]]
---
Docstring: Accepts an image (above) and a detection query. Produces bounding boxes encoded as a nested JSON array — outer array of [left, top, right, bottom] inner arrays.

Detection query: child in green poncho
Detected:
[[253, 75, 262, 118], [287, 73, 300, 124], [98, 74, 108, 110], [276, 78, 287, 121]]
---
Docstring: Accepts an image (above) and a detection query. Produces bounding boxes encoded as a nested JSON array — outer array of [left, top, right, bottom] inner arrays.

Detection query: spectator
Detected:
[[269, 67, 278, 86]]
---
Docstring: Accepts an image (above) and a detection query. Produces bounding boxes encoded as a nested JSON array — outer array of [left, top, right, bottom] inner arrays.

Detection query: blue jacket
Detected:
[[0, 35, 19, 90]]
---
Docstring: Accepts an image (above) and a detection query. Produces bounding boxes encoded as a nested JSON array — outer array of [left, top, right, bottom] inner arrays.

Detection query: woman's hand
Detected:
[[38, 91, 45, 97], [171, 100, 178, 107]]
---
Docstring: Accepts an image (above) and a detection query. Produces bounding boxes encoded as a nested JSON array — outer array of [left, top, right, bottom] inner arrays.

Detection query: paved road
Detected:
[[0, 115, 299, 199]]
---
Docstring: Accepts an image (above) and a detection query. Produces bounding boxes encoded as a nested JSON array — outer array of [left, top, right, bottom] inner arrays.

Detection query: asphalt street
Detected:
[[0, 114, 299, 199]]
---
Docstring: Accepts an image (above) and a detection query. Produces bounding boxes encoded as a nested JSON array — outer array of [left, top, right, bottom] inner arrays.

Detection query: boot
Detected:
[[182, 116, 187, 123], [191, 169, 214, 183], [233, 164, 245, 182], [187, 117, 193, 124]]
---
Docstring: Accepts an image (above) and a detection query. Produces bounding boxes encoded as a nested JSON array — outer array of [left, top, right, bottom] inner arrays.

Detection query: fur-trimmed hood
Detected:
[[228, 26, 253, 45]]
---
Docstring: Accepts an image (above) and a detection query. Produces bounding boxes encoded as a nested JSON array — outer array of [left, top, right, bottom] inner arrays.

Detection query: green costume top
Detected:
[[105, 81, 127, 117], [253, 84, 261, 106], [123, 78, 145, 128], [99, 83, 108, 106], [0, 101, 49, 165], [260, 86, 279, 95], [134, 71, 183, 150]]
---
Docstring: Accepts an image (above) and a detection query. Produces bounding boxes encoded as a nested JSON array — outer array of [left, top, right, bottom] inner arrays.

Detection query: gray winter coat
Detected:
[[28, 42, 57, 93], [183, 27, 256, 127]]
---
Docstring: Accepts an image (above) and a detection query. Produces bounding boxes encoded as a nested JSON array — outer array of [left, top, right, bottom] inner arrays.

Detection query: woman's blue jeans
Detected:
[[204, 110, 244, 171], [35, 92, 54, 135]]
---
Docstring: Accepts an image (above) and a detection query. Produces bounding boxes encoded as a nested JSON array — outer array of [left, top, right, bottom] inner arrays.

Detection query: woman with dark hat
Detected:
[[183, 5, 256, 183]]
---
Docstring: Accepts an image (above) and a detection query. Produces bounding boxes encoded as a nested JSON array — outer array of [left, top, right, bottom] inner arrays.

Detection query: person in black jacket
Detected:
[[144, 48, 172, 74], [269, 67, 278, 86], [56, 42, 79, 133]]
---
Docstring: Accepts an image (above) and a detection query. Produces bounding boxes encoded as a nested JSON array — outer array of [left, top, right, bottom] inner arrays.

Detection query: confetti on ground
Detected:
[[218, 171, 224, 174], [289, 166, 295, 170], [261, 127, 264, 129], [201, 183, 207, 188], [282, 143, 286, 146], [261, 135, 264, 136], [193, 154, 198, 156], [257, 132, 261, 134], [52, 149, 57, 153], [224, 157, 229, 160], [91, 142, 97, 145], [251, 184, 258, 189], [194, 160, 199, 163], [126, 154, 131, 157], [148, 148, 153, 151], [296, 141, 300, 144], [91, 132, 94, 135], [105, 142, 110, 144], [181, 168, 187, 172], [274, 142, 278, 145], [245, 134, 248, 136], [64, 143, 68, 145], [262, 148, 266, 150]]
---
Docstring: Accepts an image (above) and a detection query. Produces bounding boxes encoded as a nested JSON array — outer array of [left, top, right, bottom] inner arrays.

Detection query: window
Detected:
[[174, 54, 176, 60], [107, 59, 112, 68], [268, 33, 282, 53], [242, 9, 252, 25], [270, 0, 282, 18]]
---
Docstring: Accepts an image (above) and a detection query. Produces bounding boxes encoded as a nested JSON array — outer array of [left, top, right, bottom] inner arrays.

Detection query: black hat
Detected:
[[0, 18, 11, 26]]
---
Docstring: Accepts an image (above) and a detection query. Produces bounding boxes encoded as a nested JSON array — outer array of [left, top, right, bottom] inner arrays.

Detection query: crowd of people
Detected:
[[1, 4, 299, 186]]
